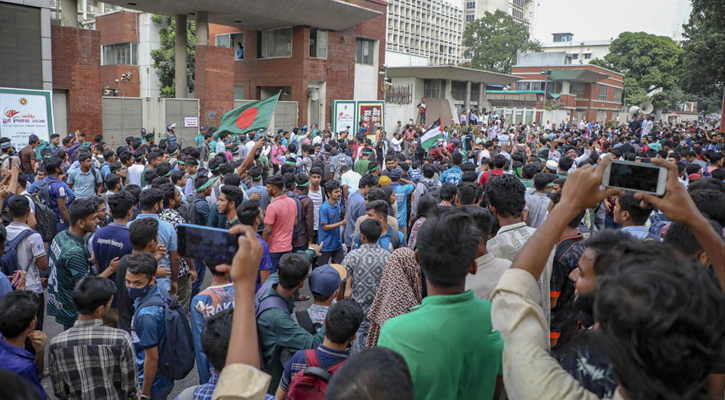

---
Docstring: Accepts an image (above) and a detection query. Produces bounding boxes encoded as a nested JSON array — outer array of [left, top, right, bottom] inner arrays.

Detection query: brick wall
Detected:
[[101, 65, 140, 97], [207, 0, 387, 127], [95, 11, 139, 45], [195, 45, 235, 128], [52, 26, 103, 135]]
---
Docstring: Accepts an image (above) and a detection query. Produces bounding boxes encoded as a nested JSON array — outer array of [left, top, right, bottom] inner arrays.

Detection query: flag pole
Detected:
[[262, 90, 283, 140]]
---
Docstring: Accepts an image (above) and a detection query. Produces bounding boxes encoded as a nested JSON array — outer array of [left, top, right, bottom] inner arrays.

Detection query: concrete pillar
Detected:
[[478, 82, 486, 112], [561, 81, 571, 95], [59, 0, 79, 28], [464, 80, 471, 121], [196, 12, 209, 46], [175, 15, 188, 98]]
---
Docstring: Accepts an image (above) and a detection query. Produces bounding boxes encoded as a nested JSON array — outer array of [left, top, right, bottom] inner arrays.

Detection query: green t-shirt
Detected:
[[354, 159, 370, 175], [47, 230, 91, 327], [648, 142, 662, 152], [378, 291, 504, 400]]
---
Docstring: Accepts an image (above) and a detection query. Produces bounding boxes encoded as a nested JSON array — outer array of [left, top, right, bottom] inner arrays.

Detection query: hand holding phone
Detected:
[[602, 159, 668, 196], [178, 224, 240, 266]]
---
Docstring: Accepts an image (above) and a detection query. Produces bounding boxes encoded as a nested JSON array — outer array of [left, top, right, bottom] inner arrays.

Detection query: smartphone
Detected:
[[177, 224, 239, 266], [602, 159, 668, 196]]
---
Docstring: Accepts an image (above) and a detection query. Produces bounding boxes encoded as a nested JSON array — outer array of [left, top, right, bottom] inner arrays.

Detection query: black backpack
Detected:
[[288, 193, 307, 243], [421, 180, 441, 203], [0, 229, 35, 276], [179, 197, 205, 226], [23, 194, 57, 243]]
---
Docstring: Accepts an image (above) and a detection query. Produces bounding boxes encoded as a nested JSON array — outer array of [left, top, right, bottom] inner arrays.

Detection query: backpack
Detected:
[[33, 179, 52, 206], [295, 310, 321, 334], [179, 197, 205, 226], [333, 156, 351, 181], [134, 295, 195, 380], [289, 193, 307, 243], [23, 194, 57, 243], [421, 180, 441, 203], [390, 228, 400, 250], [254, 279, 290, 371], [0, 229, 36, 276], [286, 349, 344, 400]]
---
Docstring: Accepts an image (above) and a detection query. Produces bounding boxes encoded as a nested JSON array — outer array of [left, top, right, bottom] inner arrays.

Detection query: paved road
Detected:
[[40, 271, 314, 399]]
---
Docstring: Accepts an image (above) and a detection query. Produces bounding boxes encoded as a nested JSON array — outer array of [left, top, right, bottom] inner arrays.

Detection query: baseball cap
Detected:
[[546, 160, 558, 170], [141, 128, 147, 134], [167, 123, 176, 131], [389, 168, 403, 181], [378, 175, 391, 186], [200, 126, 206, 131], [309, 264, 343, 299], [1, 142, 11, 150]]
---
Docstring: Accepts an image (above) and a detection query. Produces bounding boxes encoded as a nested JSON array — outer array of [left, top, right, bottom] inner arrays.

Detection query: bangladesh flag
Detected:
[[214, 92, 280, 139], [421, 116, 443, 150]]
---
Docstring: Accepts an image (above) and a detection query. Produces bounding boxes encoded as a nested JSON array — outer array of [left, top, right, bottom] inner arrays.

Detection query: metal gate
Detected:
[[164, 99, 200, 149], [102, 97, 143, 147]]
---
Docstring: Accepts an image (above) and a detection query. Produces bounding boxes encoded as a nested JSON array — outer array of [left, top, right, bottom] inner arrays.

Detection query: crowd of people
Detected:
[[0, 114, 723, 400]]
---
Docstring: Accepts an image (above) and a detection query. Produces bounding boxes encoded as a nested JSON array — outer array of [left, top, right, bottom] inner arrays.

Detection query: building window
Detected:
[[216, 33, 245, 60], [234, 86, 245, 100], [512, 8, 524, 19], [613, 88, 622, 103], [466, 1, 476, 8], [583, 53, 592, 60], [356, 38, 375, 65], [598, 85, 609, 101], [465, 14, 475, 21], [513, 0, 525, 8], [101, 43, 137, 65], [257, 27, 293, 58], [553, 33, 573, 42], [571, 83, 587, 97], [424, 79, 446, 98], [571, 53, 578, 60], [310, 28, 328, 59]]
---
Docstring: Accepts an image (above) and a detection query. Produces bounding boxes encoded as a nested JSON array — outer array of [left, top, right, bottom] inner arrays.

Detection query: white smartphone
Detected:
[[602, 159, 668, 196]]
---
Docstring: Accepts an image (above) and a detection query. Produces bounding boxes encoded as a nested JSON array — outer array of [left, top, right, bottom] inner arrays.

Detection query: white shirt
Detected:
[[390, 137, 403, 152], [6, 222, 46, 294], [465, 253, 512, 301], [128, 164, 145, 186], [308, 187, 323, 230], [341, 170, 362, 194], [641, 120, 653, 136]]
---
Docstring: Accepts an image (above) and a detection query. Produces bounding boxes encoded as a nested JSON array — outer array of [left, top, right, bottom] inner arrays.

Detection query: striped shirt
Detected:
[[47, 230, 91, 327], [48, 319, 138, 400]]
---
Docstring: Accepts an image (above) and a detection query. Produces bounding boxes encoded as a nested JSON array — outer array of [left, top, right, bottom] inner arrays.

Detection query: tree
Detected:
[[462, 10, 541, 74], [150, 15, 196, 98], [589, 32, 682, 106], [680, 0, 725, 99]]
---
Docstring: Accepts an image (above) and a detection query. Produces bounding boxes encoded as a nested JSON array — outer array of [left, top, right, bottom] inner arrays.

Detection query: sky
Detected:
[[530, 0, 692, 42], [441, 0, 693, 43]]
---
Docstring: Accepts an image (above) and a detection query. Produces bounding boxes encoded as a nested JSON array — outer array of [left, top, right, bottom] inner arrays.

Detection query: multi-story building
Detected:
[[464, 0, 536, 34], [539, 33, 613, 65], [49, 0, 121, 26], [386, 0, 463, 66]]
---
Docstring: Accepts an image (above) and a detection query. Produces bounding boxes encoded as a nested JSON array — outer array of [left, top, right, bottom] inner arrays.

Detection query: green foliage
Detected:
[[542, 100, 559, 111], [593, 32, 682, 106], [150, 15, 196, 98], [604, 120, 618, 129], [680, 0, 725, 98], [462, 10, 541, 74]]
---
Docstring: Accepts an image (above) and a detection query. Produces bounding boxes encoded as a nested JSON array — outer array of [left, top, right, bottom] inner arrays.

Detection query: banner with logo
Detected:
[[358, 101, 385, 141], [0, 87, 54, 150], [332, 100, 356, 134]]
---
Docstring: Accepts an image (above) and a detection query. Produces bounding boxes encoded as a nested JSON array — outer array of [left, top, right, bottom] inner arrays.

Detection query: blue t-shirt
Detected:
[[0, 271, 13, 301], [353, 226, 405, 252], [132, 285, 173, 396], [439, 166, 463, 186], [392, 183, 415, 228], [89, 223, 133, 305], [31, 176, 75, 225], [318, 200, 342, 252], [68, 168, 102, 199], [191, 284, 235, 384], [0, 334, 47, 399], [129, 215, 178, 290]]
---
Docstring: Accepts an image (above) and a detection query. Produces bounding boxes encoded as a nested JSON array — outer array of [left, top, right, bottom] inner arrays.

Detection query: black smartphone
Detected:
[[178, 224, 239, 266]]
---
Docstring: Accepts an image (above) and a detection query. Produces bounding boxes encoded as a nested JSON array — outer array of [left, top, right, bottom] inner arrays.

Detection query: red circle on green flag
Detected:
[[236, 107, 258, 130]]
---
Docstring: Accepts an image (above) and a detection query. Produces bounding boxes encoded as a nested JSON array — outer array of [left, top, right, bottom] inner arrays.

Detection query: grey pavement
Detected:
[[40, 270, 313, 400]]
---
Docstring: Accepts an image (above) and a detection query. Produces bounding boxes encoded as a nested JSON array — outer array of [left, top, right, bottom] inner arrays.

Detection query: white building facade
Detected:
[[386, 0, 464, 66], [539, 33, 612, 65], [464, 0, 536, 35]]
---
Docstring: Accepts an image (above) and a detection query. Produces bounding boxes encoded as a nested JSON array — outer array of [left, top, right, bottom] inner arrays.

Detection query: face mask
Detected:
[[127, 283, 151, 300]]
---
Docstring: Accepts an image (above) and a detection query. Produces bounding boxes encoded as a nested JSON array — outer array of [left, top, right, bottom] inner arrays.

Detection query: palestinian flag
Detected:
[[214, 92, 280, 139], [421, 116, 443, 150]]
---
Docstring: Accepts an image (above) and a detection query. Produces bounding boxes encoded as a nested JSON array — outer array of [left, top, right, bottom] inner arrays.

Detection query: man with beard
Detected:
[[556, 229, 632, 398]]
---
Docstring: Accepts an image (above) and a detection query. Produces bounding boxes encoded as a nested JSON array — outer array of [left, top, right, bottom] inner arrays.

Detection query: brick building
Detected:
[[207, 0, 388, 128], [487, 51, 625, 125]]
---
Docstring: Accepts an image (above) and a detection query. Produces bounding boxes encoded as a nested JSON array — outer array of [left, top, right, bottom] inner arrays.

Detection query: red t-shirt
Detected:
[[479, 168, 504, 186]]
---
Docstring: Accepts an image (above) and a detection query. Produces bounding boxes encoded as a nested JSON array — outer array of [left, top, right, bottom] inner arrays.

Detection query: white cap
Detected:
[[546, 160, 558, 170], [167, 123, 176, 131]]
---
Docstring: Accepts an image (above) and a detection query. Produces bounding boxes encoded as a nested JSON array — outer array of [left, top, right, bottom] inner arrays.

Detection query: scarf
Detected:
[[365, 248, 423, 347]]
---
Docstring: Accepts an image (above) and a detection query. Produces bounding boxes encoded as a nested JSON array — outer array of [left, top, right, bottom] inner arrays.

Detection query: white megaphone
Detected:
[[629, 101, 654, 116]]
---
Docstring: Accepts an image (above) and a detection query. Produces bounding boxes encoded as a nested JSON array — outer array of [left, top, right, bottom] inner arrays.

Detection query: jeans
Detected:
[[419, 112, 426, 125], [270, 251, 290, 273]]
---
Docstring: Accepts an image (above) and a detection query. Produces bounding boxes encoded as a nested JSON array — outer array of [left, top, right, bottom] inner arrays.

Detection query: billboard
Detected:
[[332, 100, 356, 134], [0, 87, 54, 149], [357, 101, 385, 128]]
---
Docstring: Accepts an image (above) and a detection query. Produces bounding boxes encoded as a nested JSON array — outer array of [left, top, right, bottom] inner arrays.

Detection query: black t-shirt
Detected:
[[115, 254, 134, 333], [618, 143, 635, 156], [551, 234, 585, 346]]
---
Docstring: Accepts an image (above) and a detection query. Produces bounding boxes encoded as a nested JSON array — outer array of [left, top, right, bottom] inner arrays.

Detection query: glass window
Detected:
[[598, 85, 609, 101], [215, 34, 230, 48], [102, 43, 137, 65], [310, 28, 328, 59], [259, 27, 292, 58], [571, 53, 578, 60], [571, 83, 587, 97], [613, 88, 622, 103], [466, 1, 476, 9], [234, 86, 244, 100], [465, 14, 475, 21], [355, 38, 375, 65], [216, 33, 244, 59], [584, 53, 592, 60], [424, 79, 445, 98]]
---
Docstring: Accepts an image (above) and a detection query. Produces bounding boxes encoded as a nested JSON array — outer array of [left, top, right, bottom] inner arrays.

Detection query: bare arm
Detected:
[[262, 224, 272, 242], [169, 250, 180, 296], [57, 198, 70, 226], [141, 347, 159, 397]]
